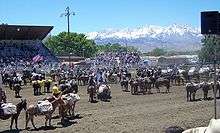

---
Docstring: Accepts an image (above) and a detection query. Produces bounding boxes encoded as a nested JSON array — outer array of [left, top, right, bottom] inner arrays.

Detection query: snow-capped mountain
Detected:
[[86, 24, 203, 52]]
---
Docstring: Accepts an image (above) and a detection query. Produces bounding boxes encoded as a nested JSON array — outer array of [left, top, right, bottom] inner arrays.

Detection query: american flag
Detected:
[[32, 54, 44, 63]]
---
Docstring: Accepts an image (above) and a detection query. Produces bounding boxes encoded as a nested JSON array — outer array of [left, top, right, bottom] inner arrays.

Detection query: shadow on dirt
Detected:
[[0, 129, 23, 133]]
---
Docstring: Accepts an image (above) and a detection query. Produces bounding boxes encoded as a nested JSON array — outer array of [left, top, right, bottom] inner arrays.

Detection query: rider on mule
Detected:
[[52, 83, 61, 98]]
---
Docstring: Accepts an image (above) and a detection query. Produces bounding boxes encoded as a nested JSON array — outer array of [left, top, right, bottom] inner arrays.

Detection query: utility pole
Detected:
[[61, 6, 75, 35], [61, 6, 76, 58], [213, 35, 217, 119]]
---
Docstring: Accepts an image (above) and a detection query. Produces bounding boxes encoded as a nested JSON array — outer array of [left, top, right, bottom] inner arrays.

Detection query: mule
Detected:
[[59, 93, 80, 121], [0, 99, 27, 130], [186, 82, 201, 101], [155, 78, 170, 93], [25, 95, 64, 129]]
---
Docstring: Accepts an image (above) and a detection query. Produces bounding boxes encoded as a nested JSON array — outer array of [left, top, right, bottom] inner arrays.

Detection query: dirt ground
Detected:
[[0, 83, 217, 133]]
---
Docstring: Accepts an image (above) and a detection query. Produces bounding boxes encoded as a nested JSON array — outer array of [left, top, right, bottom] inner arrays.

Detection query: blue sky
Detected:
[[0, 0, 220, 34]]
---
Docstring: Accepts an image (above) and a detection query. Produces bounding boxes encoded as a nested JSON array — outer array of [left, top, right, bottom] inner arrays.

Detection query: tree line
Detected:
[[45, 31, 215, 61], [44, 32, 139, 58]]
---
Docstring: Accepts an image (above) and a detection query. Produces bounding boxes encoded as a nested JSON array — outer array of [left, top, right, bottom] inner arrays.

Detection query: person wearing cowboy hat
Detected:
[[183, 119, 220, 133]]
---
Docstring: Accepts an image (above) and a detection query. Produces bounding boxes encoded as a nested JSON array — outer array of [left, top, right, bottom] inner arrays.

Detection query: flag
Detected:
[[32, 54, 44, 63]]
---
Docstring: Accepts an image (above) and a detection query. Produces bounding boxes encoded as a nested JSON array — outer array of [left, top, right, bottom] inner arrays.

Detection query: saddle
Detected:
[[1, 103, 17, 115]]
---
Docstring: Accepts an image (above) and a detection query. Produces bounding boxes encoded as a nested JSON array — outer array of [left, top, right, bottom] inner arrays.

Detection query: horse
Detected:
[[25, 95, 64, 129], [0, 99, 27, 130], [155, 78, 170, 93]]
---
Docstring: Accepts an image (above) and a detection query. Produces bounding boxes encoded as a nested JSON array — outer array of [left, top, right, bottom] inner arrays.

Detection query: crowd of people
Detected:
[[94, 52, 141, 68], [0, 40, 57, 66], [0, 48, 219, 132]]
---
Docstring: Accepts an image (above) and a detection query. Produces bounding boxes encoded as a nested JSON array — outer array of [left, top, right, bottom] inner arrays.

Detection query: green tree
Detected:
[[199, 35, 220, 62], [97, 43, 139, 53], [150, 48, 166, 56], [45, 32, 97, 57]]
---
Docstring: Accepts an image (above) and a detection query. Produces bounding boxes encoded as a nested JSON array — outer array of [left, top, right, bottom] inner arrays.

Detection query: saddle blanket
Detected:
[[1, 103, 17, 115], [37, 100, 53, 113]]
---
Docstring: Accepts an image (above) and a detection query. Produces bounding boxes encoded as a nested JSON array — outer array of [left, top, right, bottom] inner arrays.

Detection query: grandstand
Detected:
[[0, 24, 58, 63]]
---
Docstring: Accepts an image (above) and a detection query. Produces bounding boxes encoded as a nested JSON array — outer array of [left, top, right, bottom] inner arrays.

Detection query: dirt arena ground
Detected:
[[0, 83, 217, 133]]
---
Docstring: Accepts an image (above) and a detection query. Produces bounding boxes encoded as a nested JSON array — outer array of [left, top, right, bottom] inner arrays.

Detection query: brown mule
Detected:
[[25, 95, 65, 130], [0, 99, 27, 130]]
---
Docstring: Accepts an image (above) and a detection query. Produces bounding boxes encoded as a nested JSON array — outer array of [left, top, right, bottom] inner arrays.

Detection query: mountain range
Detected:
[[86, 24, 203, 52]]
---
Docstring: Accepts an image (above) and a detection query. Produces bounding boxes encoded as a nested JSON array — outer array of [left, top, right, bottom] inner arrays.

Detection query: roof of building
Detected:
[[0, 24, 53, 40]]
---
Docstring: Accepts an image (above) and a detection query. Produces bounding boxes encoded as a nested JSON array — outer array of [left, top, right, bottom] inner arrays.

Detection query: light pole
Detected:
[[61, 7, 76, 57], [208, 34, 218, 119], [213, 35, 217, 119], [60, 6, 75, 36]]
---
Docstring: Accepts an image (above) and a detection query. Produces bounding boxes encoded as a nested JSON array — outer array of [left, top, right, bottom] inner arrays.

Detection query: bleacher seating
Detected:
[[0, 40, 57, 63]]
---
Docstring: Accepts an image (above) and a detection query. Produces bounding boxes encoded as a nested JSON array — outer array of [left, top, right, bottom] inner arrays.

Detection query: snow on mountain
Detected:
[[86, 24, 203, 52]]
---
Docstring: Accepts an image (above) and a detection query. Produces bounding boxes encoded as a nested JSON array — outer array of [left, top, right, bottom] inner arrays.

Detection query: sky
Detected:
[[0, 0, 220, 34]]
